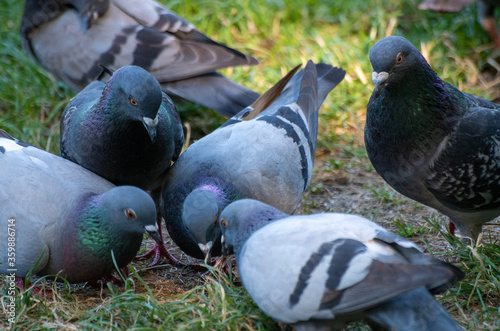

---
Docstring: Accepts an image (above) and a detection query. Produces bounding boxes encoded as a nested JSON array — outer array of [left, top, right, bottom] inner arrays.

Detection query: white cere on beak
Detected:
[[145, 224, 159, 232], [198, 241, 213, 255], [143, 115, 159, 128], [372, 71, 388, 86]]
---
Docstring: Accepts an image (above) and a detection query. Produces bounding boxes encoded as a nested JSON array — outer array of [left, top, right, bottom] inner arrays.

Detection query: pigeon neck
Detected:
[[196, 184, 230, 203], [66, 194, 141, 268], [182, 184, 230, 248], [234, 209, 288, 258], [367, 65, 464, 160]]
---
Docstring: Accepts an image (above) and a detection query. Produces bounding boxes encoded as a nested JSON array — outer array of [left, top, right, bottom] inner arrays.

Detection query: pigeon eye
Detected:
[[396, 53, 404, 64], [130, 98, 138, 106], [125, 209, 137, 219], [214, 217, 219, 226], [221, 219, 227, 228]]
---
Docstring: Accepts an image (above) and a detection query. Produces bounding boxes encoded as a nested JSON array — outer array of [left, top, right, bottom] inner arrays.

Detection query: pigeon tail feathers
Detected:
[[365, 287, 462, 331]]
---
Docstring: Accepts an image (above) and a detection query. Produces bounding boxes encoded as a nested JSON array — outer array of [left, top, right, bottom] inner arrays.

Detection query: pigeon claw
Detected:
[[15, 276, 52, 298], [449, 221, 456, 236], [135, 243, 181, 267]]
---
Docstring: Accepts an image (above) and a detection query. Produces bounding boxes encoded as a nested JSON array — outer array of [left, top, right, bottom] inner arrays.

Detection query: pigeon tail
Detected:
[[239, 61, 345, 127], [297, 61, 346, 143], [365, 287, 462, 331], [315, 63, 346, 108], [246, 64, 302, 118]]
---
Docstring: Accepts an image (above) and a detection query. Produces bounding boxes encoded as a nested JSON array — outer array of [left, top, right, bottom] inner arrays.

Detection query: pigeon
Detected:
[[418, 0, 476, 12], [219, 199, 465, 331], [160, 60, 346, 262], [365, 35, 500, 240], [419, 0, 500, 50], [20, 0, 260, 117], [0, 130, 161, 285], [60, 64, 183, 265]]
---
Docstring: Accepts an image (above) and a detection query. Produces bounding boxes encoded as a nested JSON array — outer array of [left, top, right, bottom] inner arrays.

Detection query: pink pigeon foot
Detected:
[[135, 242, 181, 266], [15, 277, 52, 297], [135, 222, 181, 266], [86, 266, 131, 287], [449, 221, 456, 236]]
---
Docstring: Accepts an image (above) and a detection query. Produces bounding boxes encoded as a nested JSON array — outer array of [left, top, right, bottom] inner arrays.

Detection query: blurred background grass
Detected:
[[1, 0, 500, 329]]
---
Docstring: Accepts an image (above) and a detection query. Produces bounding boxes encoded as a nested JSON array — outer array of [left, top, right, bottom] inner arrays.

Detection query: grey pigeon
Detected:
[[0, 130, 161, 284], [20, 0, 260, 117], [219, 199, 465, 331], [365, 36, 500, 239], [160, 60, 346, 261], [60, 65, 183, 265]]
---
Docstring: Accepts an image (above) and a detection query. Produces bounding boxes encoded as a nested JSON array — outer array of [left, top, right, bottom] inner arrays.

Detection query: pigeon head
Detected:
[[89, 185, 161, 244], [104, 65, 163, 142], [182, 188, 224, 259], [219, 199, 288, 257], [57, 185, 161, 282], [369, 36, 434, 97]]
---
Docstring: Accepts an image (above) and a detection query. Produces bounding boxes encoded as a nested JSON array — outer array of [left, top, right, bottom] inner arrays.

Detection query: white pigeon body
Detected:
[[219, 199, 464, 330], [238, 214, 417, 323]]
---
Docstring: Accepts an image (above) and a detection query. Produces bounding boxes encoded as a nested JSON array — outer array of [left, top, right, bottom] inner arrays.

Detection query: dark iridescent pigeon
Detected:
[[219, 199, 464, 331], [365, 36, 500, 240], [159, 60, 346, 262], [20, 0, 260, 117], [60, 64, 183, 265], [0, 130, 161, 285]]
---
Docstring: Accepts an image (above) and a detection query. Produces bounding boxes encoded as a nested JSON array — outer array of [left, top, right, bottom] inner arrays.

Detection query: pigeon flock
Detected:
[[2, 0, 498, 329]]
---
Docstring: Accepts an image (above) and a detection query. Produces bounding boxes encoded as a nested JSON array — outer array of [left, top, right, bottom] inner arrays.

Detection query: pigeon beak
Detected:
[[198, 241, 213, 263], [144, 224, 162, 244], [142, 116, 158, 142], [221, 235, 227, 256], [372, 71, 388, 97]]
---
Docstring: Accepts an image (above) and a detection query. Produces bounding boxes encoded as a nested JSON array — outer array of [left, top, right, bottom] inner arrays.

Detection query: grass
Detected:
[[1, 267, 278, 330], [1, 0, 500, 329], [392, 216, 432, 237], [366, 183, 407, 206], [424, 218, 500, 329]]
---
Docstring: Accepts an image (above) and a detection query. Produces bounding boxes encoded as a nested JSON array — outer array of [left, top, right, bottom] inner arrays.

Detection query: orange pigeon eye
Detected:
[[221, 219, 227, 228], [130, 98, 138, 106], [125, 209, 137, 219], [396, 52, 403, 64]]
